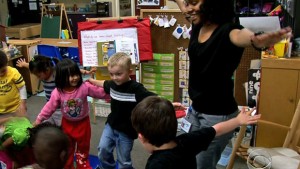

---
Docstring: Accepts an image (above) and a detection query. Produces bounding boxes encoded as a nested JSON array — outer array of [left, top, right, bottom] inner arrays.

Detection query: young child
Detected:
[[131, 96, 261, 169], [0, 116, 35, 168], [16, 56, 96, 126], [29, 123, 69, 169], [0, 50, 27, 117], [35, 58, 108, 169], [17, 55, 61, 125], [1, 120, 68, 169], [88, 52, 156, 169]]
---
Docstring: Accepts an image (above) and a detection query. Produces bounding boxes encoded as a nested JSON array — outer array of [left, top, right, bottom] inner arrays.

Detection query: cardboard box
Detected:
[[6, 23, 41, 39]]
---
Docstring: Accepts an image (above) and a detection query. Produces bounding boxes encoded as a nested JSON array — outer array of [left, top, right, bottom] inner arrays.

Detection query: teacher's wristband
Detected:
[[251, 31, 268, 51]]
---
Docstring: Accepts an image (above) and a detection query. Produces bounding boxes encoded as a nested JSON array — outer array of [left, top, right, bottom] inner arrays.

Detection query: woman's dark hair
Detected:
[[29, 55, 59, 74], [199, 0, 235, 25], [131, 96, 178, 147], [0, 50, 8, 68], [55, 58, 82, 92]]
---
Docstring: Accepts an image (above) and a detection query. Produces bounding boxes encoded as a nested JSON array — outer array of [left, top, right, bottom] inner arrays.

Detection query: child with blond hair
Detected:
[[88, 52, 157, 169]]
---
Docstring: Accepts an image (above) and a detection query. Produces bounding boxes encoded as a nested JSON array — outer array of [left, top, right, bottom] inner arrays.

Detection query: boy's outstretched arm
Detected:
[[0, 117, 12, 125], [87, 78, 105, 87], [213, 108, 261, 137]]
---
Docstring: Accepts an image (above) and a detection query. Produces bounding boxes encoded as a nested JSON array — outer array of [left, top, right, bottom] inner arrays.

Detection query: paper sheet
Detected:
[[239, 16, 281, 32]]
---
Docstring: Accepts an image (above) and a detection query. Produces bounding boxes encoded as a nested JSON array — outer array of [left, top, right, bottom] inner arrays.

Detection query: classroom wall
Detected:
[[59, 0, 92, 9], [0, 0, 9, 26], [165, 1, 180, 9]]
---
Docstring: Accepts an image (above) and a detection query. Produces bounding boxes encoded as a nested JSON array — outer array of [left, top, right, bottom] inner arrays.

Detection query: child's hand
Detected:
[[16, 58, 29, 68], [32, 121, 40, 127], [86, 67, 97, 75], [87, 78, 95, 84], [172, 102, 186, 111], [32, 163, 44, 169], [238, 107, 261, 125], [15, 103, 27, 117]]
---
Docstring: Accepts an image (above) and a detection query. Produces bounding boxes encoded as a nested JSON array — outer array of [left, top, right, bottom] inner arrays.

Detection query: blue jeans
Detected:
[[98, 124, 134, 169], [180, 106, 238, 169]]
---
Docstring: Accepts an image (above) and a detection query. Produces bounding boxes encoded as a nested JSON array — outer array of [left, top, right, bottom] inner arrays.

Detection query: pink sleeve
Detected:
[[36, 89, 61, 123], [85, 81, 110, 99]]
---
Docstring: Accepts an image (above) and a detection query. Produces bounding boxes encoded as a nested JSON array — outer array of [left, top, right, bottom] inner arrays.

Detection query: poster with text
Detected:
[[81, 27, 139, 66]]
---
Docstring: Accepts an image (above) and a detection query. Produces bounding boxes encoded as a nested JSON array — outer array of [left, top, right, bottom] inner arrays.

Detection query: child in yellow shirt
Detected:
[[0, 50, 27, 117]]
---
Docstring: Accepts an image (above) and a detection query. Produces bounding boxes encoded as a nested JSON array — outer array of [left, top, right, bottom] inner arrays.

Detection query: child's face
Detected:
[[33, 69, 52, 81], [0, 66, 7, 77], [69, 74, 80, 87], [108, 65, 131, 85]]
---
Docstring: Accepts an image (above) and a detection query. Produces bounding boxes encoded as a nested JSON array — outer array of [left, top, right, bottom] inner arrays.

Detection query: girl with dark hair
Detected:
[[171, 0, 292, 168], [16, 56, 96, 126], [17, 55, 61, 125], [34, 59, 108, 169]]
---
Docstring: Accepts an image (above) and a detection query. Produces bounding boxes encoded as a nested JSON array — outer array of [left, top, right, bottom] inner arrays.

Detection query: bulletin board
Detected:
[[41, 16, 61, 38], [140, 9, 190, 102], [77, 17, 153, 66], [40, 3, 72, 39]]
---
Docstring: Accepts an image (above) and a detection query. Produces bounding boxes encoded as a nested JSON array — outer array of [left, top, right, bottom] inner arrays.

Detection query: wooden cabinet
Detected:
[[7, 40, 43, 95], [256, 57, 300, 147]]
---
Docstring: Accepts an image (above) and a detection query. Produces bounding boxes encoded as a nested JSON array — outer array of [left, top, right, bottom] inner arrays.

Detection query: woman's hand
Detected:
[[250, 27, 293, 49]]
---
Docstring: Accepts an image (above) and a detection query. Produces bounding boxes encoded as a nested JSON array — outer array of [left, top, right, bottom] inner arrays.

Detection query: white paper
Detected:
[[115, 38, 139, 64], [250, 59, 261, 69], [29, 2, 37, 10], [28, 45, 38, 60], [80, 28, 139, 66], [239, 16, 281, 33], [180, 118, 191, 133]]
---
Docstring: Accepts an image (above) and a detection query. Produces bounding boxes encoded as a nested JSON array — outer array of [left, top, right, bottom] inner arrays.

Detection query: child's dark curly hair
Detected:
[[27, 122, 62, 147]]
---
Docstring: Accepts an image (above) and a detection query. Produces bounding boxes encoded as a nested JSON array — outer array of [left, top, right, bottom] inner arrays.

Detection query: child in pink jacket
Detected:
[[35, 59, 108, 169]]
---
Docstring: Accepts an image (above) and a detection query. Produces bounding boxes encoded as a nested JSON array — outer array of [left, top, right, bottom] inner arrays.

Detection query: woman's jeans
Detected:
[[98, 123, 134, 169]]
